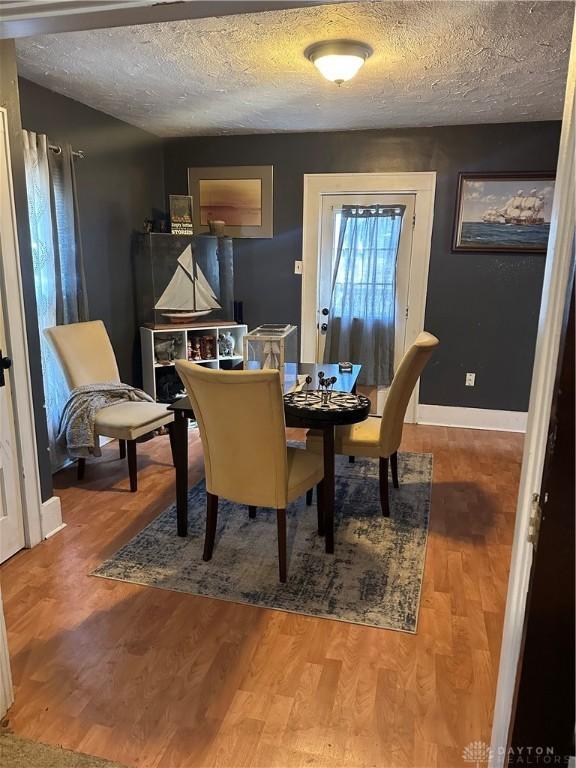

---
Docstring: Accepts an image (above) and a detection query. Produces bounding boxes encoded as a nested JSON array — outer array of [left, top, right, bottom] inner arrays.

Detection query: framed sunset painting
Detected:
[[188, 165, 273, 238], [453, 173, 555, 253]]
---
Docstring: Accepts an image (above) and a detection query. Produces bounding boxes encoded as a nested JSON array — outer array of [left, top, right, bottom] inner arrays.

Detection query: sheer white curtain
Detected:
[[23, 131, 88, 470], [324, 205, 405, 387]]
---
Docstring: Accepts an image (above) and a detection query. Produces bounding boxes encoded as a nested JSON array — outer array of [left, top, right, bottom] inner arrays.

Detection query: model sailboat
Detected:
[[155, 244, 221, 322]]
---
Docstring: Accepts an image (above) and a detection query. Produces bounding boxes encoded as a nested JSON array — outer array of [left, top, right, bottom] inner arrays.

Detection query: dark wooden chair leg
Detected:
[[77, 458, 86, 481], [316, 479, 326, 536], [306, 488, 313, 506], [167, 422, 177, 467], [391, 451, 399, 489], [249, 505, 257, 519], [127, 440, 138, 492], [119, 440, 126, 460], [277, 508, 287, 582], [349, 455, 355, 463], [379, 456, 390, 517], [203, 492, 218, 561]]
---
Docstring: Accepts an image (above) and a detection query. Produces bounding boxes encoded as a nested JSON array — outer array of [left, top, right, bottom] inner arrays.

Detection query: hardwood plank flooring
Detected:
[[0, 425, 523, 767]]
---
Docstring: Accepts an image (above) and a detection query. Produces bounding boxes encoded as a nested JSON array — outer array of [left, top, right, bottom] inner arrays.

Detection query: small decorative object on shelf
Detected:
[[208, 219, 226, 236], [189, 338, 203, 361], [225, 331, 235, 356], [143, 218, 154, 233], [199, 336, 216, 360], [156, 369, 186, 402], [154, 336, 177, 364], [243, 324, 297, 371], [170, 194, 195, 235], [218, 332, 235, 357]]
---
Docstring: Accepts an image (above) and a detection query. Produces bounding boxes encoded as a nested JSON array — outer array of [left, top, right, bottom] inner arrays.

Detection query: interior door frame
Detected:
[[490, 19, 575, 764], [0, 107, 60, 548], [301, 171, 436, 422]]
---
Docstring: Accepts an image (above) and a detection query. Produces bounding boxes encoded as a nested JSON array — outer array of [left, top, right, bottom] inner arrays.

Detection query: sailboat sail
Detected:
[[155, 245, 221, 312], [482, 190, 546, 226]]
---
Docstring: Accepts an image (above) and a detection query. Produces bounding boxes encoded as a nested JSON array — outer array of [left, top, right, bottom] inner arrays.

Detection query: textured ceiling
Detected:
[[15, 1, 574, 137]]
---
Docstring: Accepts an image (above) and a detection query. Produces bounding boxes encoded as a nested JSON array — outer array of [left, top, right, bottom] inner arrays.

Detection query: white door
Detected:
[[0, 210, 25, 563], [316, 194, 415, 408]]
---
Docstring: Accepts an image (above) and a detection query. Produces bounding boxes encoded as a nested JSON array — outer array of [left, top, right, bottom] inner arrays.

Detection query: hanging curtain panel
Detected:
[[324, 205, 405, 387], [48, 144, 89, 325], [23, 131, 88, 471]]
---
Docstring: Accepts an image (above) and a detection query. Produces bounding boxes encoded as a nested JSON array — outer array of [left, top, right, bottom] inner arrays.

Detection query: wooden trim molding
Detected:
[[41, 496, 65, 539], [417, 405, 528, 433], [489, 17, 576, 765], [0, 107, 63, 543]]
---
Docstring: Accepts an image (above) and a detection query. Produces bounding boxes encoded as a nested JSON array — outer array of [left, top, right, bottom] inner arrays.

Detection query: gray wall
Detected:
[[163, 123, 560, 412], [1, 43, 52, 501], [19, 78, 165, 385]]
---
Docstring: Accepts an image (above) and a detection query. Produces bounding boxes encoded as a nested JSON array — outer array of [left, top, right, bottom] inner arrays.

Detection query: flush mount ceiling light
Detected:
[[305, 39, 373, 85]]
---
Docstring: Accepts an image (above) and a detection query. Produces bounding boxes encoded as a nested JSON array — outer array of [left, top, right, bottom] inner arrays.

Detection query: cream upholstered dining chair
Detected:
[[174, 360, 325, 582], [307, 332, 439, 516], [45, 320, 174, 491]]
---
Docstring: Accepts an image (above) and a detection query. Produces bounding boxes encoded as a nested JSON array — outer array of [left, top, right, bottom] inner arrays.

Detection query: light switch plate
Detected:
[[294, 260, 303, 275], [466, 372, 476, 387]]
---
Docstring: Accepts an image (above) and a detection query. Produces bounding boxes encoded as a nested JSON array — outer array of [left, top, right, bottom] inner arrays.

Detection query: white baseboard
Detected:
[[417, 404, 528, 433], [40, 495, 64, 539]]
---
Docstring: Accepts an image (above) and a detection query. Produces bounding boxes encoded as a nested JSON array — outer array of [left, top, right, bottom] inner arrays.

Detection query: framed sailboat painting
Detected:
[[453, 173, 555, 253]]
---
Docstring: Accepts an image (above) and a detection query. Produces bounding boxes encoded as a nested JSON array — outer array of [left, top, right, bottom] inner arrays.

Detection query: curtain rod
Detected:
[[48, 143, 85, 160]]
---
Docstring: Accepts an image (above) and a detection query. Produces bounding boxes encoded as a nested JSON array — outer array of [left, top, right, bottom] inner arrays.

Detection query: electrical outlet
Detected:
[[294, 260, 303, 275], [466, 372, 476, 387]]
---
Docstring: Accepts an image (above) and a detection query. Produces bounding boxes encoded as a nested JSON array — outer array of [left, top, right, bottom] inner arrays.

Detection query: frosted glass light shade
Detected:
[[313, 54, 365, 83], [305, 40, 373, 85]]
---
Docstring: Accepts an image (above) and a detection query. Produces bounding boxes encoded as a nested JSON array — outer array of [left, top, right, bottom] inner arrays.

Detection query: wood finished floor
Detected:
[[1, 425, 523, 768]]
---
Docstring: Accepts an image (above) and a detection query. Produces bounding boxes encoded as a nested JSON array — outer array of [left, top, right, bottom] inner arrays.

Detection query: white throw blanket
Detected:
[[57, 382, 155, 458]]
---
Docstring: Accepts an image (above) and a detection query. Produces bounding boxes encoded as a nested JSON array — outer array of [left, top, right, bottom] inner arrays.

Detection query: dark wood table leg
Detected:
[[322, 425, 335, 554], [174, 409, 189, 537]]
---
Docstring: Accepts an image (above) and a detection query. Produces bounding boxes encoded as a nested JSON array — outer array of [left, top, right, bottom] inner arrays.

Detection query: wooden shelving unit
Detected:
[[140, 323, 248, 402]]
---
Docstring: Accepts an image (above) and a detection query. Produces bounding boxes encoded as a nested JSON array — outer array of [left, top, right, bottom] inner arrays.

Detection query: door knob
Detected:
[[320, 323, 328, 333], [0, 354, 12, 388]]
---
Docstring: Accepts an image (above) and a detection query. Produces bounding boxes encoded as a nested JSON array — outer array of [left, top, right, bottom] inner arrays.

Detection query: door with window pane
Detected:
[[317, 194, 415, 390]]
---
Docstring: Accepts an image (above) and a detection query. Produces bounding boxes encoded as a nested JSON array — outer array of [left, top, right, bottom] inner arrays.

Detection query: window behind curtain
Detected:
[[324, 205, 405, 387]]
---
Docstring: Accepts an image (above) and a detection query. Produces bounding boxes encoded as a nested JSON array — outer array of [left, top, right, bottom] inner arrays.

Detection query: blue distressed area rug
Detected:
[[92, 452, 432, 632]]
